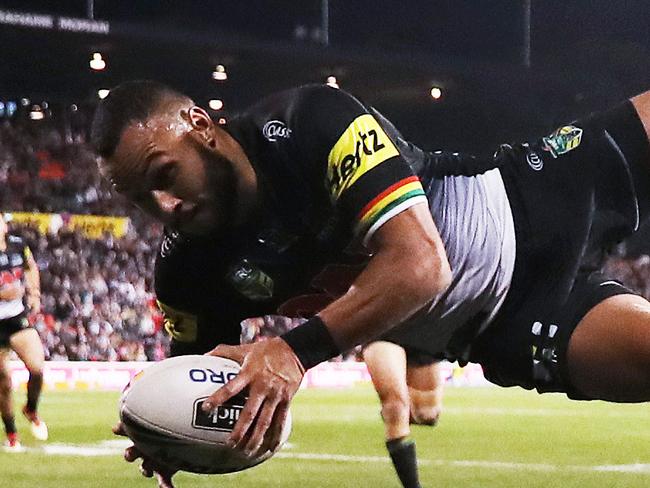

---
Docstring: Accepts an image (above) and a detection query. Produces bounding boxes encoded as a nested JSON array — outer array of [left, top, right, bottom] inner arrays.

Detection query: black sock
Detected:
[[386, 437, 421, 488], [2, 414, 16, 435], [26, 372, 43, 413]]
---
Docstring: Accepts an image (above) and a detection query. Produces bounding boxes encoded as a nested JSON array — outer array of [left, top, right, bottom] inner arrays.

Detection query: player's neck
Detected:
[[222, 132, 260, 228]]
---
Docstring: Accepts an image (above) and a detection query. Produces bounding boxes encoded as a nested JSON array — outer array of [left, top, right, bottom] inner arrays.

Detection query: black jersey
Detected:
[[0, 236, 31, 320], [155, 85, 433, 354]]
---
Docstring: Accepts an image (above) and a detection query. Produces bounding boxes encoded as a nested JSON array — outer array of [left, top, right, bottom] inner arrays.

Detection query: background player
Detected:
[[241, 316, 444, 488], [363, 342, 443, 488], [0, 215, 47, 451]]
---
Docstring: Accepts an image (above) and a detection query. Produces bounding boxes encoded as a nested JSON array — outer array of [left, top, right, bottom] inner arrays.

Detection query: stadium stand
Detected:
[[1, 114, 168, 361]]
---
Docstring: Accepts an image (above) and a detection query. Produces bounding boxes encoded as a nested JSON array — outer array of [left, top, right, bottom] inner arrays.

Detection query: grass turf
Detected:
[[0, 385, 648, 487]]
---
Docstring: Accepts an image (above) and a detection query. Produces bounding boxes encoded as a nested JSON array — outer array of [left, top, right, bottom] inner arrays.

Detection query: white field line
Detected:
[[23, 441, 650, 474]]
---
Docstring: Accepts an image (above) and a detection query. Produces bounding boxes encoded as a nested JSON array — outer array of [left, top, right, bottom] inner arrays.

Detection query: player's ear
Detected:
[[186, 106, 216, 147]]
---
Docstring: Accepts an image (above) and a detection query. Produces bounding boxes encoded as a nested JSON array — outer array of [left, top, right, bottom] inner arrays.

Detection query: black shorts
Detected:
[[0, 313, 30, 348], [467, 100, 650, 399]]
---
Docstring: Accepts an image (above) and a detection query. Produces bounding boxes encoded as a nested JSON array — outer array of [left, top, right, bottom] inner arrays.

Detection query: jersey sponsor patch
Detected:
[[327, 114, 400, 200], [542, 125, 583, 158], [355, 175, 426, 240]]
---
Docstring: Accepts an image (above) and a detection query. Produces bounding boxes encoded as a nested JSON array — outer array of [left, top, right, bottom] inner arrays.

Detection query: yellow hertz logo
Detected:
[[327, 114, 399, 200], [157, 300, 198, 342]]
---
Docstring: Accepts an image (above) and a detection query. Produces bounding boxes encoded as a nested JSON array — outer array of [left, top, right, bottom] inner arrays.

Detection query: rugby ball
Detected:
[[119, 355, 291, 474]]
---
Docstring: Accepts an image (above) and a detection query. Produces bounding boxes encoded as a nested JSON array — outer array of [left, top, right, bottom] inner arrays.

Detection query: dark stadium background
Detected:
[[3, 0, 650, 251], [2, 1, 650, 148]]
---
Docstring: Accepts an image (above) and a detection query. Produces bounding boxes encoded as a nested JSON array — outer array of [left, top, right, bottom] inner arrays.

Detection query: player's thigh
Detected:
[[567, 293, 650, 402], [9, 328, 44, 372], [362, 341, 408, 401]]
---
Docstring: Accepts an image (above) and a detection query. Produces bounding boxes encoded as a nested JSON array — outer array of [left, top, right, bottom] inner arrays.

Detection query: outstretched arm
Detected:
[[205, 202, 451, 457], [319, 202, 451, 349]]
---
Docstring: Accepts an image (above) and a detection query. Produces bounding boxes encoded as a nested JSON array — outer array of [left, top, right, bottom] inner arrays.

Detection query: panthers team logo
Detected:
[[542, 125, 583, 158], [226, 259, 274, 301]]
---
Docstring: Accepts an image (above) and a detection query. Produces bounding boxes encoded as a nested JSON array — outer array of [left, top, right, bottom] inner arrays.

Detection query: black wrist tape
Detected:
[[280, 316, 341, 370]]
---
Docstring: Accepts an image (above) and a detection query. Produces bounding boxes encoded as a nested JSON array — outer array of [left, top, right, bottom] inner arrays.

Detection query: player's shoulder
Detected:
[[245, 84, 368, 122], [293, 84, 367, 116]]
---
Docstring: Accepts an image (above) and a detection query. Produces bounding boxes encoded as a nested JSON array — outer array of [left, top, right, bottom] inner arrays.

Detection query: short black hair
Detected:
[[91, 80, 191, 158]]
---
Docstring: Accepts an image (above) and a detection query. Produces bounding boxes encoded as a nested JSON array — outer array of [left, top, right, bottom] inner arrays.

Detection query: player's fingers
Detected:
[[229, 389, 265, 450], [267, 401, 290, 453], [139, 462, 154, 478], [112, 422, 127, 436], [124, 445, 142, 462], [155, 472, 176, 488], [245, 395, 282, 457], [206, 344, 248, 364], [202, 372, 248, 412]]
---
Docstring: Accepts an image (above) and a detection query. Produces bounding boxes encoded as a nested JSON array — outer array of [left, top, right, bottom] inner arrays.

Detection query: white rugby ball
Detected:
[[119, 355, 291, 474]]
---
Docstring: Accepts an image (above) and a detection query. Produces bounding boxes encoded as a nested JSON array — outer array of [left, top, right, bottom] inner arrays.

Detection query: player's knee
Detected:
[[409, 388, 442, 426], [410, 405, 442, 426], [380, 397, 410, 425], [26, 364, 43, 376]]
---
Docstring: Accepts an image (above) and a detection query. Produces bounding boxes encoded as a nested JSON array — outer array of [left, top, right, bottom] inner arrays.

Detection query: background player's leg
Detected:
[[0, 348, 19, 449], [363, 341, 421, 488], [406, 361, 444, 426], [567, 294, 650, 401], [10, 328, 47, 440]]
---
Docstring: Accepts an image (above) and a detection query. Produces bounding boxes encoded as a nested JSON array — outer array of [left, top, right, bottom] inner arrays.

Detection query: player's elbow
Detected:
[[405, 249, 452, 304]]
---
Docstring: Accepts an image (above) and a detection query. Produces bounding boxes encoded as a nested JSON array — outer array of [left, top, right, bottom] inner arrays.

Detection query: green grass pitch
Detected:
[[0, 385, 648, 487]]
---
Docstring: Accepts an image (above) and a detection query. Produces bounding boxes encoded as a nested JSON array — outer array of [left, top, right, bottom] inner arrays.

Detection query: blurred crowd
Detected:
[[18, 223, 169, 361], [3, 114, 650, 362], [0, 117, 129, 216], [1, 115, 168, 361]]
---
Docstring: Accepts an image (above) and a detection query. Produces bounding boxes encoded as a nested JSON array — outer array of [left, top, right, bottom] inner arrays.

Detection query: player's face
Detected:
[[104, 115, 236, 235]]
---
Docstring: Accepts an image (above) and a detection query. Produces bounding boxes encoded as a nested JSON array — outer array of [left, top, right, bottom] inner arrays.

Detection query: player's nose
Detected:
[[151, 190, 183, 216]]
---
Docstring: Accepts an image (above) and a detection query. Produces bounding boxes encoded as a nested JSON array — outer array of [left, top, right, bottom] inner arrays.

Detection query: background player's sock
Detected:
[[2, 414, 16, 435], [386, 437, 422, 488], [26, 371, 43, 413]]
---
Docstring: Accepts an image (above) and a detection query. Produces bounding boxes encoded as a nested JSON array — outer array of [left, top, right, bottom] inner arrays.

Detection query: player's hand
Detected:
[[112, 422, 178, 488], [203, 338, 305, 457]]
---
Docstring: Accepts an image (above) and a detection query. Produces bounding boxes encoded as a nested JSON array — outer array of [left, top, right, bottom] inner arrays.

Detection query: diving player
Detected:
[[93, 80, 650, 487]]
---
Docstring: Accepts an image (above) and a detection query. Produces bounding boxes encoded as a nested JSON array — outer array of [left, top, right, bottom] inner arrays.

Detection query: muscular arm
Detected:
[[320, 202, 452, 350]]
